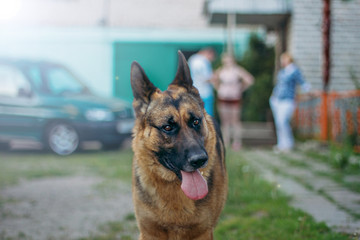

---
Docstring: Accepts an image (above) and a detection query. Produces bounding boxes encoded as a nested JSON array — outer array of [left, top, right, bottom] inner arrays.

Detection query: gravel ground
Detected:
[[0, 176, 134, 240]]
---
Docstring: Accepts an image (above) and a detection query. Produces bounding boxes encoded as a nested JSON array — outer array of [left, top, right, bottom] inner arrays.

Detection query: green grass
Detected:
[[0, 149, 353, 239], [214, 150, 352, 240], [77, 214, 138, 240], [0, 149, 133, 190]]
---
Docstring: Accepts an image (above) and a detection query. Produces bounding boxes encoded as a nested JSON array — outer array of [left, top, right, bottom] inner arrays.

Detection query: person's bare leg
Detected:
[[218, 103, 231, 147], [231, 104, 242, 151]]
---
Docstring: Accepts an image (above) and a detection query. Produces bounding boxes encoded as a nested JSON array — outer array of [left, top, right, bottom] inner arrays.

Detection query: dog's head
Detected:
[[131, 51, 210, 200]]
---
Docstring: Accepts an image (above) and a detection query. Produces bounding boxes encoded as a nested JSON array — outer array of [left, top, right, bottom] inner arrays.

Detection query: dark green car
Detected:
[[0, 59, 134, 155]]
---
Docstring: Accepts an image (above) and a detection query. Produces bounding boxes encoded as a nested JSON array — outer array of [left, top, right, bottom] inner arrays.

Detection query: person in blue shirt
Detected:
[[188, 48, 216, 116], [270, 52, 310, 152]]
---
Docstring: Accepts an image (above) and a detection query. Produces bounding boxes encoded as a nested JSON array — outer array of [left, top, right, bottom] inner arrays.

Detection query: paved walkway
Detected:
[[241, 148, 360, 236]]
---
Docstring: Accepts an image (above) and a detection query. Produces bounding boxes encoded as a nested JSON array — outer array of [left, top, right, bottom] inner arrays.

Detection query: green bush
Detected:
[[239, 34, 275, 122], [330, 133, 359, 170]]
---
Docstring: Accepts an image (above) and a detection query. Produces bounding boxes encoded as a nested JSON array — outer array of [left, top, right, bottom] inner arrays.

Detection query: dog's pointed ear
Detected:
[[131, 61, 158, 116], [170, 51, 193, 90]]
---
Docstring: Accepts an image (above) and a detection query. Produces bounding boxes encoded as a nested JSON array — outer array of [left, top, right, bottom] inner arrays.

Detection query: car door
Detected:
[[0, 64, 43, 141]]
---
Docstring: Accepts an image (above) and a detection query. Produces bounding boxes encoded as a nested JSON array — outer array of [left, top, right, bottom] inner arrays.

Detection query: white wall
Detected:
[[290, 0, 360, 91], [0, 0, 209, 29], [290, 0, 323, 90], [330, 0, 360, 91]]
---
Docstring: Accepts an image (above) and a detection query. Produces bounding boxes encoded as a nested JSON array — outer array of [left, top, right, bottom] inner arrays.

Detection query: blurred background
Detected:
[[0, 0, 359, 152], [1, 1, 360, 239]]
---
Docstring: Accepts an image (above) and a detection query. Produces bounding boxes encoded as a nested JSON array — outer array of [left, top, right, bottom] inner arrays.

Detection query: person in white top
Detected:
[[213, 54, 254, 150], [188, 48, 216, 116]]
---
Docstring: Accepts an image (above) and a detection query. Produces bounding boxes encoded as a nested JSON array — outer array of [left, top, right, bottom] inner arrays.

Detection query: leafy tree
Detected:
[[240, 34, 275, 122]]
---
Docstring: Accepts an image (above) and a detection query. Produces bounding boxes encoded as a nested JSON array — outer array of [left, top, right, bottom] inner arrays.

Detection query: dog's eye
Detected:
[[192, 119, 201, 128], [163, 125, 173, 132], [193, 119, 200, 126]]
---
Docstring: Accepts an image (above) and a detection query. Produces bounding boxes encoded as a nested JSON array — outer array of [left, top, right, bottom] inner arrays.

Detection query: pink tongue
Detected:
[[180, 170, 208, 200]]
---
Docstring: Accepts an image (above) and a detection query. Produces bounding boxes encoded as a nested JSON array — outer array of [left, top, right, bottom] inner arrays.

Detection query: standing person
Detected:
[[213, 54, 254, 150], [188, 48, 216, 116], [270, 52, 311, 153]]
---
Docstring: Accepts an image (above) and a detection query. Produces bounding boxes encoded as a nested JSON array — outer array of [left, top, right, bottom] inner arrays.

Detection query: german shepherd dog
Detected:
[[130, 51, 228, 240]]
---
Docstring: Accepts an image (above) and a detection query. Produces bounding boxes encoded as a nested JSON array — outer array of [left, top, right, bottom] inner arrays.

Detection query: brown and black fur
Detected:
[[130, 51, 228, 240]]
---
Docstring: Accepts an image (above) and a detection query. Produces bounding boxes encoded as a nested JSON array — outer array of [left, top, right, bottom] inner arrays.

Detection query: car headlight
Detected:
[[117, 108, 134, 119], [85, 109, 114, 121]]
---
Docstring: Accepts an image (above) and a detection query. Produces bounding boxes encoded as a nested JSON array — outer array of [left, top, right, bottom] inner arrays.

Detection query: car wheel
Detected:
[[46, 123, 79, 155]]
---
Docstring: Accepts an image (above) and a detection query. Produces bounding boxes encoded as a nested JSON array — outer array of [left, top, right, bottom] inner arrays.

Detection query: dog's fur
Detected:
[[130, 51, 227, 240]]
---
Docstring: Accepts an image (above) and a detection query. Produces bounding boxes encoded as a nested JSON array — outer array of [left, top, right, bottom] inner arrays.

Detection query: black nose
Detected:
[[188, 152, 208, 169]]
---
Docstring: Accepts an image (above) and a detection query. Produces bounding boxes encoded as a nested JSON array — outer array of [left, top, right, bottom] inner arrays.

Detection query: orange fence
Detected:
[[294, 90, 360, 151]]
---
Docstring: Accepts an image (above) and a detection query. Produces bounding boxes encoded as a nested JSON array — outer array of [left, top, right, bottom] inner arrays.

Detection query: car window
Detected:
[[27, 66, 43, 91], [0, 65, 31, 98], [47, 67, 84, 95]]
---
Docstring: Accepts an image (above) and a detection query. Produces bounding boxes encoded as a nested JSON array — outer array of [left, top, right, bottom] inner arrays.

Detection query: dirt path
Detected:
[[0, 176, 134, 240]]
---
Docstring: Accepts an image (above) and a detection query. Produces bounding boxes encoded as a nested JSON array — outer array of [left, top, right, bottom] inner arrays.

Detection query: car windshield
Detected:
[[46, 66, 86, 95], [24, 63, 90, 96]]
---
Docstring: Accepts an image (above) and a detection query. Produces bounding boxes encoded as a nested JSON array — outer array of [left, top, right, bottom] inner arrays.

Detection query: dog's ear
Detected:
[[131, 61, 158, 116], [171, 51, 193, 90]]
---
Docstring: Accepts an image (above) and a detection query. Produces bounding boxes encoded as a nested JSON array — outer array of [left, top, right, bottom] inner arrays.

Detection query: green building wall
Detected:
[[113, 41, 225, 101]]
